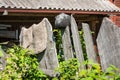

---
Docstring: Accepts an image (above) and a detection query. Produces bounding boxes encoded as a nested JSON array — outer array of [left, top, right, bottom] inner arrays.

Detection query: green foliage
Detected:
[[79, 30, 88, 61], [53, 29, 64, 62], [55, 58, 80, 80], [0, 46, 120, 80], [0, 46, 4, 57], [53, 29, 120, 80], [54, 58, 120, 80], [0, 46, 47, 80]]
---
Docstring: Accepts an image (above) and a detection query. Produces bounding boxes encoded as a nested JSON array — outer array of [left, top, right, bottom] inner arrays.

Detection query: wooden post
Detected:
[[36, 18, 59, 76], [61, 26, 74, 60], [44, 18, 59, 70], [71, 15, 84, 69], [82, 23, 98, 63]]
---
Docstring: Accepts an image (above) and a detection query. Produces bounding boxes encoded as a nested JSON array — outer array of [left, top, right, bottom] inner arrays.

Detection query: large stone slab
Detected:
[[97, 17, 120, 71]]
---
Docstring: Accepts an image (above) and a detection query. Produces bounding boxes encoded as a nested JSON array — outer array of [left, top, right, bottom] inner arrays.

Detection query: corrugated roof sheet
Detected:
[[0, 0, 120, 12]]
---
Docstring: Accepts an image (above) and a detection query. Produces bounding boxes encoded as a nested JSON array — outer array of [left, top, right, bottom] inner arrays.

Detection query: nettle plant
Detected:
[[0, 46, 47, 80]]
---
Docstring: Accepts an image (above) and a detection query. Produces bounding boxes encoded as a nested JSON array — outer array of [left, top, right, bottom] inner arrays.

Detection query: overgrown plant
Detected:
[[53, 29, 64, 62], [0, 46, 47, 80], [79, 30, 88, 61], [0, 46, 4, 57], [53, 58, 120, 80], [55, 58, 80, 80]]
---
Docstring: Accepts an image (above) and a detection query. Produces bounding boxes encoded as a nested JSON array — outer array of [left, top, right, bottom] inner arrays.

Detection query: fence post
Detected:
[[37, 18, 59, 76], [71, 15, 84, 69], [82, 23, 98, 63], [44, 18, 59, 70], [61, 26, 74, 60]]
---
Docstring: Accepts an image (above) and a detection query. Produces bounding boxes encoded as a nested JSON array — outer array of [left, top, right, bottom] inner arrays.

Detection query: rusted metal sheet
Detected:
[[97, 17, 120, 71], [71, 15, 84, 69], [62, 26, 74, 60], [82, 23, 97, 63], [0, 0, 120, 13]]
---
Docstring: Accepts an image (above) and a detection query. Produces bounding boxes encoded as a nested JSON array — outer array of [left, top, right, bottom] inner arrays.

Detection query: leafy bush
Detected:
[[0, 46, 4, 57], [53, 29, 64, 62], [0, 46, 47, 80], [55, 58, 80, 80], [54, 58, 120, 80], [0, 46, 120, 80]]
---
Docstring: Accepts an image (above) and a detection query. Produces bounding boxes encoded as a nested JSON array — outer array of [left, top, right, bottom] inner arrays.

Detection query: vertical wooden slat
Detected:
[[62, 26, 74, 60], [36, 18, 59, 76], [97, 17, 120, 71], [71, 15, 84, 69], [44, 18, 59, 70], [82, 23, 97, 63]]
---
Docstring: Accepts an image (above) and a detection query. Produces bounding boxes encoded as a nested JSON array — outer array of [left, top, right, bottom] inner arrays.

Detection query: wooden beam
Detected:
[[0, 9, 120, 15], [0, 20, 42, 22], [0, 30, 16, 38], [0, 24, 11, 27]]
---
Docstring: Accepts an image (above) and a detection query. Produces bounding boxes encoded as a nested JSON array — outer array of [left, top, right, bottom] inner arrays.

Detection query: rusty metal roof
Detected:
[[0, 0, 120, 12]]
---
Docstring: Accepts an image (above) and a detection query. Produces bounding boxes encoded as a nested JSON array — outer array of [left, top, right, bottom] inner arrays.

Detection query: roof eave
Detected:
[[0, 9, 120, 15]]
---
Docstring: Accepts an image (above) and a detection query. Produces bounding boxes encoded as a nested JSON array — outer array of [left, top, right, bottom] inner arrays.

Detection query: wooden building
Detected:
[[0, 0, 120, 43]]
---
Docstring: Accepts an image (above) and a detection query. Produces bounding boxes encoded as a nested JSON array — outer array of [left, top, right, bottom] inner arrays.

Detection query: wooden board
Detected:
[[44, 18, 59, 70], [38, 18, 59, 77], [97, 17, 120, 71], [82, 23, 97, 63], [71, 15, 84, 69], [32, 20, 47, 54], [0, 30, 16, 38], [0, 24, 11, 27], [20, 19, 47, 54], [62, 26, 74, 60]]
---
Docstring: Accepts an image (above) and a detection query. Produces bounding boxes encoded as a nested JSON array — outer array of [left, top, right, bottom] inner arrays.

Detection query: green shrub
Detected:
[[55, 58, 80, 80], [0, 46, 4, 57], [54, 58, 120, 80], [0, 46, 47, 80]]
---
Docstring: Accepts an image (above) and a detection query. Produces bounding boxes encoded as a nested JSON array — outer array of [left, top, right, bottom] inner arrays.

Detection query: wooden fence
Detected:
[[0, 16, 120, 76], [19, 15, 98, 76]]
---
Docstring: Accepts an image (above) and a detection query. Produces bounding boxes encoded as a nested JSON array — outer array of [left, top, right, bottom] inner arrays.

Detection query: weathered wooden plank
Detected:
[[0, 24, 11, 27], [61, 26, 74, 60], [32, 20, 47, 54], [97, 17, 120, 71], [19, 26, 33, 51], [20, 19, 48, 54], [37, 18, 59, 77], [43, 18, 59, 70], [82, 23, 97, 63], [0, 27, 7, 29], [0, 30, 16, 38], [71, 15, 84, 69]]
